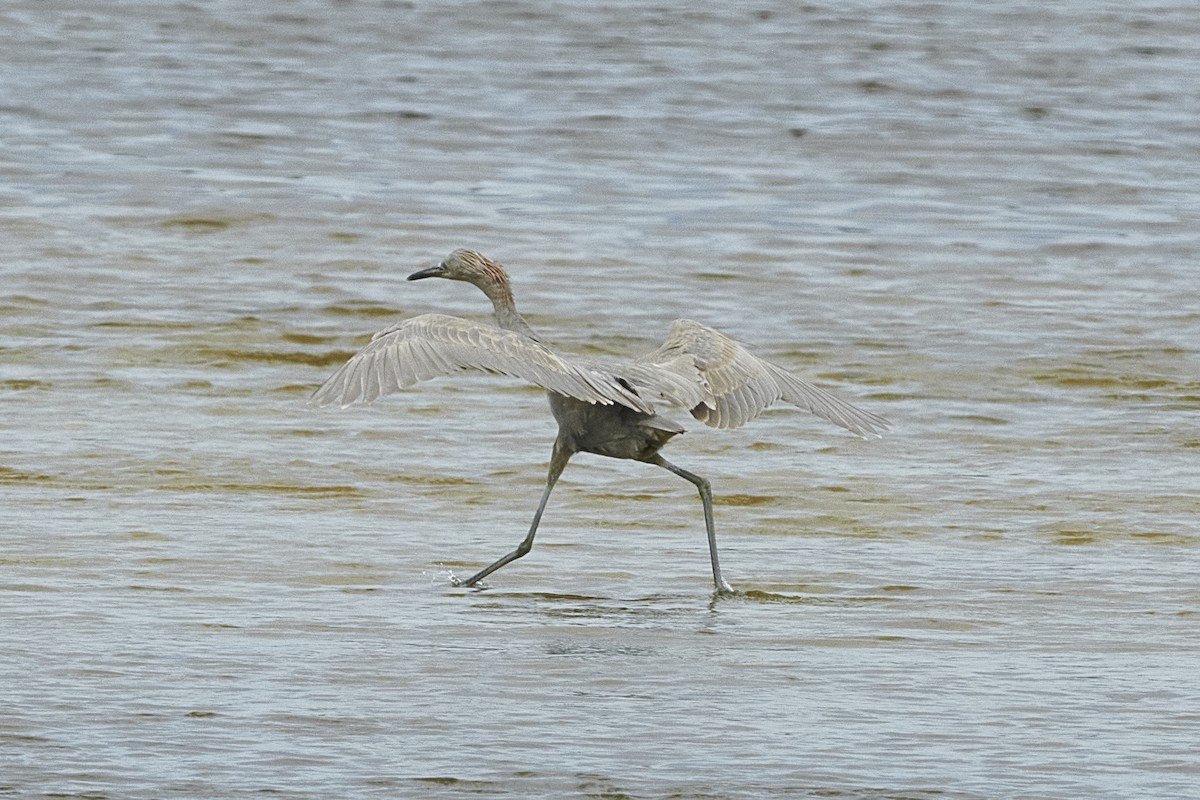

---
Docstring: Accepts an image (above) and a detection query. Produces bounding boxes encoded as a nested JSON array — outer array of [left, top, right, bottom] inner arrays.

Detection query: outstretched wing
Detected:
[[310, 313, 651, 411], [641, 319, 890, 438]]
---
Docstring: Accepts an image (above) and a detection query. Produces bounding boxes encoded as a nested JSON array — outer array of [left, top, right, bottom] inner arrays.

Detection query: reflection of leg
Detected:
[[647, 455, 735, 594], [458, 439, 571, 588]]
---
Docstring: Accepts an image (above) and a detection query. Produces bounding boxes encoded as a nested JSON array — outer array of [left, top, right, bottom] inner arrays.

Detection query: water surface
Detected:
[[2, 2, 1198, 798]]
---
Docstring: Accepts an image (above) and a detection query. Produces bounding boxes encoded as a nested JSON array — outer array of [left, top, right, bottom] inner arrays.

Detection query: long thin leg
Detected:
[[456, 438, 572, 588], [647, 454, 735, 595]]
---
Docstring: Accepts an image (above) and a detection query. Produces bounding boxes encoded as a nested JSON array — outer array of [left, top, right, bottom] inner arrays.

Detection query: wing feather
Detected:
[[310, 313, 653, 411], [312, 313, 888, 437], [642, 319, 890, 438], [590, 355, 708, 410]]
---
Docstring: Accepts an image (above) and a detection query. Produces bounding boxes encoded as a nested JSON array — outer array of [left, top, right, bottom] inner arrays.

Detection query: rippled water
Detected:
[[2, 2, 1198, 798]]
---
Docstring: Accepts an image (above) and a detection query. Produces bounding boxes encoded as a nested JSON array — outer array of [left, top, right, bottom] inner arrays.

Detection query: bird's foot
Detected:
[[449, 572, 486, 590]]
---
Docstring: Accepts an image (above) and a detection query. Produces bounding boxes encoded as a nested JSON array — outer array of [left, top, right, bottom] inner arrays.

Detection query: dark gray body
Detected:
[[548, 392, 683, 463]]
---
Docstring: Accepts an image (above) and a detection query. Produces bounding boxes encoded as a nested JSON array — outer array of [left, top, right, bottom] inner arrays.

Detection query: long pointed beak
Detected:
[[407, 265, 444, 281]]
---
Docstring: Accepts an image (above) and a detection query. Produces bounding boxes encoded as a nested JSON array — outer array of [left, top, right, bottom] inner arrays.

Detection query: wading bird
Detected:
[[311, 249, 888, 594]]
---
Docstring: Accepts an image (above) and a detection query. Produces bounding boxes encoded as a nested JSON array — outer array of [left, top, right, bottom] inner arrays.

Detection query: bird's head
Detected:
[[408, 249, 509, 288]]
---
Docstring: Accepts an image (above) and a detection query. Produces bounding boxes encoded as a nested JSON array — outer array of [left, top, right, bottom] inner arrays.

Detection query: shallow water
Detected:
[[2, 2, 1198, 798]]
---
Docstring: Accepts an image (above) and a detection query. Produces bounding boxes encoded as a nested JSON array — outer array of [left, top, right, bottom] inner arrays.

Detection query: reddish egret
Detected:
[[311, 249, 888, 594]]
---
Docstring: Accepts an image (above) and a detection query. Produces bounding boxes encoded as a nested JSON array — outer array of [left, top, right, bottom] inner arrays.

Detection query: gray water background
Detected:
[[1, 2, 1198, 798]]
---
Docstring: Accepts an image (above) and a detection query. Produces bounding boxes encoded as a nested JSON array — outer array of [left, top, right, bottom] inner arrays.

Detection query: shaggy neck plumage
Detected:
[[474, 268, 536, 340]]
